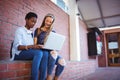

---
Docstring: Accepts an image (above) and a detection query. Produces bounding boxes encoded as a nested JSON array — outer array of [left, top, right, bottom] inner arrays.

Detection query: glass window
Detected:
[[51, 0, 68, 13]]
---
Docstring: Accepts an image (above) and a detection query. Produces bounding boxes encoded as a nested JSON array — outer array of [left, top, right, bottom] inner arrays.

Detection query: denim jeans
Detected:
[[14, 49, 49, 80], [39, 49, 49, 80], [47, 54, 64, 77]]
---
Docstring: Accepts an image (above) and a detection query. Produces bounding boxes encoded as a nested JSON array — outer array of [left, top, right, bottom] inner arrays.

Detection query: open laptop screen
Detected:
[[43, 32, 65, 51]]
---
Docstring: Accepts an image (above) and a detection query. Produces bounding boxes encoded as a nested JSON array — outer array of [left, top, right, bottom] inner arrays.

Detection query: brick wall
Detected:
[[0, 61, 31, 80], [0, 60, 96, 80], [61, 61, 97, 80]]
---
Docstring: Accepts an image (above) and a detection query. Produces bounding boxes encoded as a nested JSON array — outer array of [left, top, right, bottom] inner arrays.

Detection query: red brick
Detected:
[[9, 76, 31, 80], [0, 53, 10, 60], [8, 62, 25, 70], [16, 69, 31, 77], [24, 62, 32, 69], [0, 63, 7, 71], [24, 76, 31, 80], [0, 71, 16, 79], [9, 77, 24, 80]]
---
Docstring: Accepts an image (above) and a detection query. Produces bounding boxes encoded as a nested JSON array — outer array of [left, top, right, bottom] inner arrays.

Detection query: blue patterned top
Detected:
[[34, 28, 55, 45]]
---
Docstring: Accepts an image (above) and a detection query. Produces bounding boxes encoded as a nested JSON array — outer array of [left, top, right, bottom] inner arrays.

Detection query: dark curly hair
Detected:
[[25, 12, 38, 19]]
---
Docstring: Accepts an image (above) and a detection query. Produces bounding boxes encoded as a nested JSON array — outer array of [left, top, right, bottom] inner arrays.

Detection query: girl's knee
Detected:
[[34, 50, 43, 57], [58, 58, 66, 66], [50, 50, 58, 60]]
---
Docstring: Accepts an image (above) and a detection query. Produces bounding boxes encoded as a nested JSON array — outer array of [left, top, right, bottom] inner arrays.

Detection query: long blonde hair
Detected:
[[37, 13, 55, 35], [37, 13, 55, 43]]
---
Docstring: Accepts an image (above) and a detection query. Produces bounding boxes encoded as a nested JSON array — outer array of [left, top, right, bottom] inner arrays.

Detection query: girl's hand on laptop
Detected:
[[37, 44, 44, 49], [33, 45, 43, 49]]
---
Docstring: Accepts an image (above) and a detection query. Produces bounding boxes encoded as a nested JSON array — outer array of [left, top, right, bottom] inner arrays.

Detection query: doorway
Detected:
[[106, 32, 120, 66]]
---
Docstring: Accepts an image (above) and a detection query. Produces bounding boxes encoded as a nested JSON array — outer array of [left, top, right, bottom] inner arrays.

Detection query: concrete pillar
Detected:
[[68, 0, 81, 61]]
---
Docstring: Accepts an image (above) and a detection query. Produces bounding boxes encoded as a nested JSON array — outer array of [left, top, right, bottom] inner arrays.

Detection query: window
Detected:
[[51, 0, 68, 13]]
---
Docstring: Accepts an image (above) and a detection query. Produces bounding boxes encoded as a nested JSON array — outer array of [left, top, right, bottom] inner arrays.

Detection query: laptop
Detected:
[[43, 32, 66, 51]]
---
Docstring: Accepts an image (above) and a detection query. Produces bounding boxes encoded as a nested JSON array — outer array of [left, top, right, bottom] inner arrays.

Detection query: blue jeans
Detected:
[[39, 49, 49, 80], [14, 49, 48, 80], [47, 54, 64, 77]]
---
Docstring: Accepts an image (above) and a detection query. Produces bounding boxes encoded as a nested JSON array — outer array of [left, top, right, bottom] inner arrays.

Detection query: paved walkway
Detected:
[[79, 67, 120, 80]]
